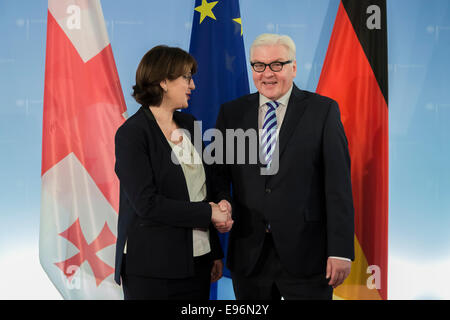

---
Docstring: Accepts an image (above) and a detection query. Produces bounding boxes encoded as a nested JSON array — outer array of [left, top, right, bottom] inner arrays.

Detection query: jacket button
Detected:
[[265, 188, 271, 193]]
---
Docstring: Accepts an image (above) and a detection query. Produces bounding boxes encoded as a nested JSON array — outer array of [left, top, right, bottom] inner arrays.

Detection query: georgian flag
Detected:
[[40, 0, 126, 299]]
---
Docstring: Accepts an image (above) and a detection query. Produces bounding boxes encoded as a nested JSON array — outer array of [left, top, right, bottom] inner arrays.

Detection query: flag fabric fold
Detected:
[[188, 0, 250, 299], [316, 0, 388, 300], [188, 0, 250, 132], [40, 0, 126, 299]]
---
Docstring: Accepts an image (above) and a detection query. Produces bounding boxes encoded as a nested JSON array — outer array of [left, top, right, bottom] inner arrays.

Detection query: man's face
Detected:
[[251, 44, 297, 101]]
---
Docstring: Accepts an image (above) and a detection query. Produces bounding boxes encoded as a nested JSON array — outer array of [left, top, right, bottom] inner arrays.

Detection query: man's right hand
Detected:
[[210, 201, 233, 233]]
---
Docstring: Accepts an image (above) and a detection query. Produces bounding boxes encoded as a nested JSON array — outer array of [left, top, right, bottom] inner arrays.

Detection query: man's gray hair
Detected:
[[250, 33, 296, 61]]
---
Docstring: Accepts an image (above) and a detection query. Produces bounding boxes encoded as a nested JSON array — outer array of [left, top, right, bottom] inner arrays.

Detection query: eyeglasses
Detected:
[[182, 74, 193, 83], [251, 60, 293, 73]]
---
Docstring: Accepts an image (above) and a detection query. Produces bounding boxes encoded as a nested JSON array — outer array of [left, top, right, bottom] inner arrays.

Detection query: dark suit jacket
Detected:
[[114, 106, 223, 284], [214, 84, 354, 278]]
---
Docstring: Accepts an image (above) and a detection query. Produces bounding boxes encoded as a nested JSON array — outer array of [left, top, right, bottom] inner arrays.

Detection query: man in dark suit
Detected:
[[213, 33, 355, 300]]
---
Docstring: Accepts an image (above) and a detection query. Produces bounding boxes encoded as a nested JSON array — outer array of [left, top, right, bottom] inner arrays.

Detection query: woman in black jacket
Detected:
[[114, 45, 232, 300]]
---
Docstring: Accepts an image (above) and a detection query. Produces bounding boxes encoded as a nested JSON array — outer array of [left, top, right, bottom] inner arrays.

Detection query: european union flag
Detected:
[[188, 0, 249, 300], [188, 0, 250, 132]]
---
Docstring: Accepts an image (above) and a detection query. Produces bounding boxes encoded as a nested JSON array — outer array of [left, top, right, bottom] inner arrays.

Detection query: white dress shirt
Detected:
[[168, 131, 211, 257]]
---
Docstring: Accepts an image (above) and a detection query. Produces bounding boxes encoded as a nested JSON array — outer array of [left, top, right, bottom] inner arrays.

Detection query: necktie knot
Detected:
[[266, 101, 279, 111]]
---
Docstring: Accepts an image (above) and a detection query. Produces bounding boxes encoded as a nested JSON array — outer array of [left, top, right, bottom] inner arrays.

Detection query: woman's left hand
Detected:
[[210, 259, 223, 283]]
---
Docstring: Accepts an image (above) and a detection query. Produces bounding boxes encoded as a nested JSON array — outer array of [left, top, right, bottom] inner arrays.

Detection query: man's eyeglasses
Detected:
[[251, 60, 292, 73]]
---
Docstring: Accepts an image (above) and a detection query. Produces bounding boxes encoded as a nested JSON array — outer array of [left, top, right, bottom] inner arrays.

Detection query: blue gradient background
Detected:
[[0, 0, 449, 299]]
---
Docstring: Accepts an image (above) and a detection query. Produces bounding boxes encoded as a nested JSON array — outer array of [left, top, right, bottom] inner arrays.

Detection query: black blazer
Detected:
[[114, 106, 223, 284], [214, 84, 354, 278]]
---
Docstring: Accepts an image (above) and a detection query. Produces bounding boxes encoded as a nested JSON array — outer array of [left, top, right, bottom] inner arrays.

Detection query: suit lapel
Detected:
[[173, 111, 204, 162], [143, 106, 196, 151], [276, 85, 308, 160], [242, 93, 259, 132], [242, 93, 264, 168], [142, 106, 172, 153], [142, 107, 192, 200]]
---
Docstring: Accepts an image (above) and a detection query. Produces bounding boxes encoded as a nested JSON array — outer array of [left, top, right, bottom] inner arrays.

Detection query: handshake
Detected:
[[210, 200, 233, 233]]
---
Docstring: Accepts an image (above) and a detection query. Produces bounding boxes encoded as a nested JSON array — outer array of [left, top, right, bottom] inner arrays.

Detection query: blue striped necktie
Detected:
[[261, 101, 280, 167]]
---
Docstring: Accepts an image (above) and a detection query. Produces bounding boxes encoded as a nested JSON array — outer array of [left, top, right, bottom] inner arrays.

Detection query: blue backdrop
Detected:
[[0, 0, 449, 299]]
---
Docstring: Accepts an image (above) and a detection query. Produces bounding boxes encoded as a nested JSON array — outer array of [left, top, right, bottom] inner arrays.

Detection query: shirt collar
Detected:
[[258, 84, 294, 109]]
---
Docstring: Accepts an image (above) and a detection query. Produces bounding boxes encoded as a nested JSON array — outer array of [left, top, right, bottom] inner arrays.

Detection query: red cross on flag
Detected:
[[40, 0, 126, 299]]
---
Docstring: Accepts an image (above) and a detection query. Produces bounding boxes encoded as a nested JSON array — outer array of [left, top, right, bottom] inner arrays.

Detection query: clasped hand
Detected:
[[210, 200, 233, 233]]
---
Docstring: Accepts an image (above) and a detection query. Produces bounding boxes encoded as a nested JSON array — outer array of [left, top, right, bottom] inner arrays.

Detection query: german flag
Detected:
[[316, 0, 388, 300]]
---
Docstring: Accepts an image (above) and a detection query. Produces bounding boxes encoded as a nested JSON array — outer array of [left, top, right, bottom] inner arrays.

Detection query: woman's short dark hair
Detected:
[[132, 45, 197, 107]]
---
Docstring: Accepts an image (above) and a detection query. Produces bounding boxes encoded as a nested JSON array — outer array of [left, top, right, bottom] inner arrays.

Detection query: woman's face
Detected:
[[163, 71, 195, 109]]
